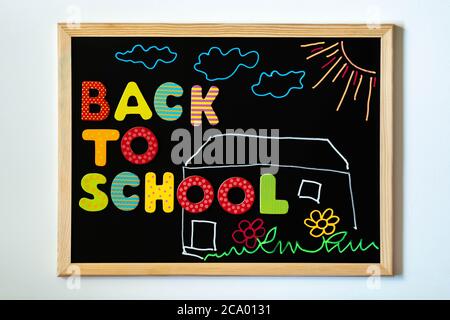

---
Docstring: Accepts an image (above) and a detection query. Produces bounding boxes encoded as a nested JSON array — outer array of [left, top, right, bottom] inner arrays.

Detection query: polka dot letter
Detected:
[[176, 176, 214, 214], [218, 177, 255, 215], [121, 126, 159, 165], [81, 81, 110, 121]]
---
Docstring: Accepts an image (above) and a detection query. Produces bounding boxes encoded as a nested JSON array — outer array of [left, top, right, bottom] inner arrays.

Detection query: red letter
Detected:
[[176, 176, 214, 213], [121, 126, 159, 165], [81, 81, 110, 121], [218, 177, 255, 214]]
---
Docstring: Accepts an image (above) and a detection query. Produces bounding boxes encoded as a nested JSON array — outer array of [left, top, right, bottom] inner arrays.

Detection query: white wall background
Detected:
[[0, 0, 449, 299]]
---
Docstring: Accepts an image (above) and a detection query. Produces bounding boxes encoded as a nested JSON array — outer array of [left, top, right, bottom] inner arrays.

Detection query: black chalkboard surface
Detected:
[[58, 24, 393, 275]]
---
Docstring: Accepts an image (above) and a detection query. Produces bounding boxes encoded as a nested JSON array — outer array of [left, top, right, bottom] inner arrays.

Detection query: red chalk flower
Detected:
[[232, 218, 266, 249]]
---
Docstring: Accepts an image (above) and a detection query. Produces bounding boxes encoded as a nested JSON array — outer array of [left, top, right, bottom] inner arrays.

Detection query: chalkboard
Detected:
[[58, 24, 393, 275]]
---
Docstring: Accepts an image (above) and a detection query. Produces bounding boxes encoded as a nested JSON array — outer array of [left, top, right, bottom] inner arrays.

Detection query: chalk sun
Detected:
[[300, 41, 378, 121]]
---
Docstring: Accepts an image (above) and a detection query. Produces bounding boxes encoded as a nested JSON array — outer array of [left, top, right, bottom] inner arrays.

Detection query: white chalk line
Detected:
[[184, 133, 349, 170]]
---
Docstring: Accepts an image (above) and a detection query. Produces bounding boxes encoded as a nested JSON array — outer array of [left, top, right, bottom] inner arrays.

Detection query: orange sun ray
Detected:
[[326, 49, 339, 58], [300, 41, 325, 47], [332, 62, 347, 82], [336, 70, 355, 111], [365, 77, 373, 121], [312, 56, 343, 89], [307, 42, 339, 60], [354, 74, 363, 100]]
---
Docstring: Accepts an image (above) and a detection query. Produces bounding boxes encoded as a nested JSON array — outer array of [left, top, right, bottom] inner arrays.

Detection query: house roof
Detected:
[[184, 133, 350, 172]]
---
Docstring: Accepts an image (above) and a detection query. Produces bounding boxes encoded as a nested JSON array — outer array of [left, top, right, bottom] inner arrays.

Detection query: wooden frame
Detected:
[[58, 23, 393, 276]]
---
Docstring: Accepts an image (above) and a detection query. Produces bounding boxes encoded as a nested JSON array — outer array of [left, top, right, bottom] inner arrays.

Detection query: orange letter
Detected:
[[190, 85, 219, 126], [82, 129, 120, 166]]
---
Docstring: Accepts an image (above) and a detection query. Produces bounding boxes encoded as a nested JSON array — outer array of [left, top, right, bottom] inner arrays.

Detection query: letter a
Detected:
[[115, 81, 152, 121]]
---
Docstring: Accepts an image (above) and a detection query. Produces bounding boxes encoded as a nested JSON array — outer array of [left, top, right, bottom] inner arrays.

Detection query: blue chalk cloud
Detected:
[[114, 44, 177, 70], [194, 47, 259, 81], [251, 70, 306, 99]]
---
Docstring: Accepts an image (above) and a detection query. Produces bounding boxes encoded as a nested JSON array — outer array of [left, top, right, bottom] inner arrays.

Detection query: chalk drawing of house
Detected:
[[180, 133, 357, 260]]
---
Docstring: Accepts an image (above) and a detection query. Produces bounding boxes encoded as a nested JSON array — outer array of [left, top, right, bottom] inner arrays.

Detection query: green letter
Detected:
[[260, 174, 289, 214]]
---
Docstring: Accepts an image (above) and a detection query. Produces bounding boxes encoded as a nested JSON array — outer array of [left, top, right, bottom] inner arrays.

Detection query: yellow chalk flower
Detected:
[[304, 208, 340, 238]]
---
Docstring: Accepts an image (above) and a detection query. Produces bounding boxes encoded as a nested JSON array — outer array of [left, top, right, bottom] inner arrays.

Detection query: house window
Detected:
[[297, 179, 322, 204], [190, 220, 217, 251]]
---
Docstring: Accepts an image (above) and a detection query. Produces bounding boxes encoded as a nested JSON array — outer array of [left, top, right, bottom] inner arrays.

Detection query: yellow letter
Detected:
[[145, 172, 174, 213], [114, 81, 153, 121]]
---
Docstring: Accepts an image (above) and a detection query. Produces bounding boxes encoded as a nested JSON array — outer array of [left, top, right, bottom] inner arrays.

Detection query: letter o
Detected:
[[121, 126, 158, 164], [176, 176, 214, 213], [218, 177, 255, 214]]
